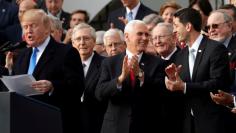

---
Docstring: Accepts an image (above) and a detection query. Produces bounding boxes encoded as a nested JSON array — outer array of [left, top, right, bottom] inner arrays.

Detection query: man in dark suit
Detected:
[[44, 0, 70, 30], [0, 0, 38, 44], [165, 8, 231, 133], [108, 0, 155, 31], [96, 20, 166, 133], [71, 23, 106, 133], [12, 9, 84, 133], [0, 0, 19, 45], [207, 10, 236, 132], [152, 22, 184, 133], [0, 0, 19, 30]]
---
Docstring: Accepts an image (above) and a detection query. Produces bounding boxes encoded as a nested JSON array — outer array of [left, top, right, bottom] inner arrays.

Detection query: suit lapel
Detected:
[[33, 38, 55, 77], [135, 3, 144, 19], [192, 37, 206, 81], [85, 53, 100, 88], [22, 48, 32, 74], [180, 48, 191, 82]]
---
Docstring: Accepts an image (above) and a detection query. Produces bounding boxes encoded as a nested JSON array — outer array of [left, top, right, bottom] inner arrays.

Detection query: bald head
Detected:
[[19, 0, 37, 20]]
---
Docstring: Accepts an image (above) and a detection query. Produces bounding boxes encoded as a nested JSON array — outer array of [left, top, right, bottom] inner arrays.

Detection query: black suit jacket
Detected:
[[0, 0, 19, 30], [96, 52, 166, 133], [0, 24, 22, 43], [79, 52, 106, 133], [107, 3, 155, 30], [159, 47, 184, 133], [174, 36, 230, 133], [13, 37, 85, 133], [60, 10, 70, 30]]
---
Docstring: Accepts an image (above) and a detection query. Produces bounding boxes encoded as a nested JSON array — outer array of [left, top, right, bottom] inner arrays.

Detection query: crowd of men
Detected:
[[0, 0, 236, 133]]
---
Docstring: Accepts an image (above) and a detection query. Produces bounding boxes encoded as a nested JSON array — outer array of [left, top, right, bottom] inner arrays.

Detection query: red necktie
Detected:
[[130, 69, 135, 88]]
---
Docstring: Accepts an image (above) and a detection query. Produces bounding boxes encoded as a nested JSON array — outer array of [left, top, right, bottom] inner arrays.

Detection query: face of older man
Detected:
[[45, 0, 63, 16], [152, 25, 175, 58], [207, 12, 232, 42], [72, 28, 95, 61], [104, 33, 126, 56], [21, 11, 50, 47], [125, 23, 149, 54]]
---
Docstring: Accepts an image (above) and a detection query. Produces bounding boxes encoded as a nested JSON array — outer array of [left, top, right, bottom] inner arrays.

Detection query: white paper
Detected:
[[1, 74, 43, 96]]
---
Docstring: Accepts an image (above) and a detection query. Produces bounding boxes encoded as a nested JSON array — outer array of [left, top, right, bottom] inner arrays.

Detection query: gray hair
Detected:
[[49, 17, 63, 31], [124, 20, 146, 34], [95, 30, 105, 45], [153, 22, 173, 35], [103, 28, 124, 45], [142, 13, 164, 25], [211, 10, 233, 23], [72, 23, 96, 40]]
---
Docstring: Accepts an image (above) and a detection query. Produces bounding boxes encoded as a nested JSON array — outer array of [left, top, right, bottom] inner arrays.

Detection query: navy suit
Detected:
[[174, 36, 230, 133], [0, 0, 19, 30], [0, 24, 22, 44], [13, 37, 85, 133], [96, 52, 166, 133], [108, 3, 155, 30]]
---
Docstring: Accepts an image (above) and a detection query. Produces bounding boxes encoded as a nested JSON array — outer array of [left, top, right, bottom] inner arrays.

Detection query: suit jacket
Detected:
[[158, 47, 184, 133], [174, 36, 230, 133], [13, 37, 85, 133], [96, 52, 166, 133], [0, 24, 22, 43], [60, 10, 70, 30], [79, 52, 107, 133], [0, 0, 19, 30], [107, 3, 155, 30]]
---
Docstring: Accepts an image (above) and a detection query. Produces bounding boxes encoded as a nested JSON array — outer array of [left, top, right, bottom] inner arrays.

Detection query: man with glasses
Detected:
[[151, 22, 183, 133], [103, 28, 126, 56], [207, 10, 236, 132], [71, 23, 106, 133]]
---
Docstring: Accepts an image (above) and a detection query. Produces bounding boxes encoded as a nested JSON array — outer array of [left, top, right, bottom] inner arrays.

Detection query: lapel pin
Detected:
[[198, 50, 202, 53]]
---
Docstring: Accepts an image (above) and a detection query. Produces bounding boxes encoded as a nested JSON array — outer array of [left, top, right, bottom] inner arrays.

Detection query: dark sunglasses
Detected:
[[206, 22, 228, 31]]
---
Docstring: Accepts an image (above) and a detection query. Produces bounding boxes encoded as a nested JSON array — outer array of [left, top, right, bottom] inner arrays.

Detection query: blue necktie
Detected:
[[127, 11, 133, 22], [28, 48, 38, 74]]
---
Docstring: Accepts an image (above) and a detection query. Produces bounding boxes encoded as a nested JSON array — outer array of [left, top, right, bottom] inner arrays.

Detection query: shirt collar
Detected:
[[161, 47, 177, 60], [33, 36, 50, 62], [222, 35, 232, 48], [188, 34, 203, 53], [126, 49, 143, 63], [126, 2, 141, 20], [47, 10, 62, 19], [82, 52, 94, 68]]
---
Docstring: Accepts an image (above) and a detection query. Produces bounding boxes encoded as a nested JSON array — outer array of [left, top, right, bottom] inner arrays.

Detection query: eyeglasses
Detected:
[[74, 36, 92, 43], [151, 34, 172, 41], [206, 22, 228, 31]]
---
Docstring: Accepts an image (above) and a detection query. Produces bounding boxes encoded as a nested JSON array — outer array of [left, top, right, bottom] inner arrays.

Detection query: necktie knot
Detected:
[[27, 47, 38, 74], [82, 63, 86, 68], [127, 11, 133, 22]]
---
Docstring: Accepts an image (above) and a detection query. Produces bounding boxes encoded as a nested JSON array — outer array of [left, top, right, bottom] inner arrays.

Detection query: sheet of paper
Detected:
[[1, 74, 43, 96]]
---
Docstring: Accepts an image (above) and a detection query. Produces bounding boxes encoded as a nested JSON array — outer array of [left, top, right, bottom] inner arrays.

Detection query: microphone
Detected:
[[0, 41, 11, 50], [0, 41, 27, 53]]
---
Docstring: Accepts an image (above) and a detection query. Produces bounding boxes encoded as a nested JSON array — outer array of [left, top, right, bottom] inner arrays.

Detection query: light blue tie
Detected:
[[127, 11, 133, 22], [28, 48, 38, 74]]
